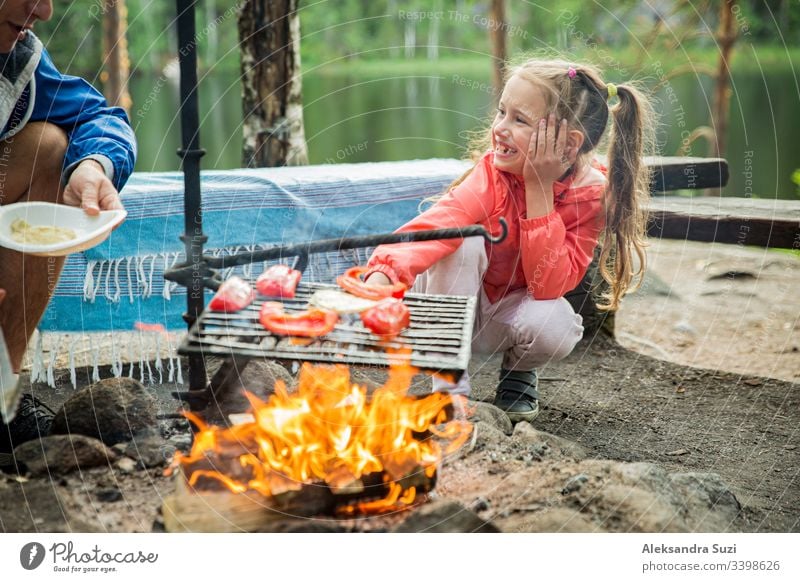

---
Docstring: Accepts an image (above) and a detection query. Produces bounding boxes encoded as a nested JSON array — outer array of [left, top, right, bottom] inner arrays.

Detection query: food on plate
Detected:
[[336, 266, 407, 301], [256, 264, 302, 298], [360, 297, 411, 338], [10, 218, 76, 245], [208, 276, 256, 312], [308, 289, 378, 314], [260, 301, 339, 337]]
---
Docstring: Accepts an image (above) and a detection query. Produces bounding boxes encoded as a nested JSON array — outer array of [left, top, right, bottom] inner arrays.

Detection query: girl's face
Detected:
[[491, 74, 548, 175]]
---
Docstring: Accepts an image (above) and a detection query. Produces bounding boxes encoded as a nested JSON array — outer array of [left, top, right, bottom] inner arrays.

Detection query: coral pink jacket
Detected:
[[367, 152, 608, 303]]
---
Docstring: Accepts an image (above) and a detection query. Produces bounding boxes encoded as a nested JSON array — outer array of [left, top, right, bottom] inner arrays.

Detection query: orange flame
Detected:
[[171, 359, 472, 514]]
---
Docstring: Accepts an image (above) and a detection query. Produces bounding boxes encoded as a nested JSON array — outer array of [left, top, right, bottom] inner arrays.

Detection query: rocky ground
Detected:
[[0, 240, 798, 533]]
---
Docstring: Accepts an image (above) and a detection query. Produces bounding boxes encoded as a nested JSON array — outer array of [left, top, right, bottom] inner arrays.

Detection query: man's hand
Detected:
[[63, 159, 123, 215]]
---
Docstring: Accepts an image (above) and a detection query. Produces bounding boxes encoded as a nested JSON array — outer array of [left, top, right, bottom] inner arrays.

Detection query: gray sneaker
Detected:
[[492, 369, 539, 423]]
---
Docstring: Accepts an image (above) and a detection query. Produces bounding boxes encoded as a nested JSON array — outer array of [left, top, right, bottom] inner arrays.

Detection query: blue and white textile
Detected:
[[42, 159, 470, 336]]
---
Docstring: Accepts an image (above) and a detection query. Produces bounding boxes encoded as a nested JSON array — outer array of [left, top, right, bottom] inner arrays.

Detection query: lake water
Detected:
[[130, 65, 799, 199]]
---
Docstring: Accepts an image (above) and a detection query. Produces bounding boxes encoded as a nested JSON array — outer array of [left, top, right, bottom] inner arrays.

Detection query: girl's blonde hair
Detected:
[[447, 56, 655, 311]]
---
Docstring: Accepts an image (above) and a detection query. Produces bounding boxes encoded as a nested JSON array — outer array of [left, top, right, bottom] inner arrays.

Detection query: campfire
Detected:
[[166, 355, 472, 527]]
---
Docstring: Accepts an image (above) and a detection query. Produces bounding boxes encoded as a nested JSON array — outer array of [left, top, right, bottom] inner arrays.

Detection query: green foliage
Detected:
[[34, 0, 800, 77], [37, 0, 240, 77]]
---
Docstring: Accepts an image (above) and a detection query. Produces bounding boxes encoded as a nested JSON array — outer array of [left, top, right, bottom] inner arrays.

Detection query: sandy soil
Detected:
[[616, 239, 800, 383]]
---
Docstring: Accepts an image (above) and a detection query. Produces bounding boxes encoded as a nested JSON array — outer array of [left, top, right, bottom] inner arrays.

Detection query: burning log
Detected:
[[161, 466, 437, 532], [161, 359, 470, 531]]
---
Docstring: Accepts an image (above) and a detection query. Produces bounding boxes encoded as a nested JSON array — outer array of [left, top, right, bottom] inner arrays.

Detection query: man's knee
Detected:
[[21, 122, 68, 175], [0, 122, 67, 204]]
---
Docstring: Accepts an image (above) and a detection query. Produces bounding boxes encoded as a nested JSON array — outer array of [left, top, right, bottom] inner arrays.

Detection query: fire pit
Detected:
[[161, 358, 474, 532]]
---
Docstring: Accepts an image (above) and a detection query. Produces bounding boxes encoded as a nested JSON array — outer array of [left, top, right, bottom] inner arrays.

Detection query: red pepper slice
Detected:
[[259, 301, 339, 337], [208, 276, 255, 312], [360, 298, 411, 338], [336, 266, 407, 301], [256, 264, 302, 298]]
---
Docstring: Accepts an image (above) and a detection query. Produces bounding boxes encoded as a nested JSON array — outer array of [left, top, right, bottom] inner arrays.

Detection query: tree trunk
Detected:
[[711, 0, 736, 161], [489, 0, 507, 100], [239, 0, 309, 167], [102, 0, 132, 114]]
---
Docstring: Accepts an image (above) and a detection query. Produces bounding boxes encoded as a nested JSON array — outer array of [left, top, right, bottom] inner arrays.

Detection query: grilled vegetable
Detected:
[[308, 289, 378, 314], [360, 298, 410, 338], [259, 301, 339, 337], [256, 264, 302, 298], [208, 276, 255, 312], [336, 266, 407, 301]]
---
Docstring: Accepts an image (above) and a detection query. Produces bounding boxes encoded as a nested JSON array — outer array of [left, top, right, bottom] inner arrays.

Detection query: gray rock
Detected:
[[670, 472, 742, 531], [203, 359, 294, 423], [116, 457, 137, 473], [561, 473, 590, 495], [469, 401, 513, 435], [50, 378, 158, 445], [112, 429, 175, 469], [511, 422, 589, 460], [590, 483, 685, 532], [238, 359, 294, 394], [672, 320, 697, 335], [556, 461, 744, 533], [97, 488, 123, 503], [472, 421, 509, 451], [0, 480, 93, 532], [12, 434, 117, 477], [392, 499, 500, 532], [505, 507, 597, 533]]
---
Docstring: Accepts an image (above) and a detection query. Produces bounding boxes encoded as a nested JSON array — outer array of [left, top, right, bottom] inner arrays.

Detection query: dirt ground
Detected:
[[4, 239, 799, 533]]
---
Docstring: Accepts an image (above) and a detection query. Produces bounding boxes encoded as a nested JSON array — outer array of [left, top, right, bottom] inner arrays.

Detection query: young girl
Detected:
[[365, 57, 654, 423]]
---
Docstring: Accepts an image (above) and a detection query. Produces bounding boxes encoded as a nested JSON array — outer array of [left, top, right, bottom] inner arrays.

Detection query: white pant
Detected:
[[413, 236, 584, 395]]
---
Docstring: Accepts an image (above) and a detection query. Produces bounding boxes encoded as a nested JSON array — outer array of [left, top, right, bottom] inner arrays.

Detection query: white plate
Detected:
[[0, 202, 126, 256]]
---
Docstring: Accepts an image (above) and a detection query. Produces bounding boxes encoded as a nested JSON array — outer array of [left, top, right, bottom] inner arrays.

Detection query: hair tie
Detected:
[[606, 83, 618, 100], [567, 67, 576, 79]]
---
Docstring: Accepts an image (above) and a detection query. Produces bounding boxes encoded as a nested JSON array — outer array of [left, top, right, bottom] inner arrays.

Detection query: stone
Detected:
[[50, 378, 158, 446], [97, 488, 123, 503], [112, 428, 174, 469], [116, 457, 137, 473], [669, 472, 742, 531], [392, 499, 500, 533], [590, 483, 687, 532], [511, 422, 589, 460], [202, 360, 294, 424], [561, 473, 590, 495], [12, 434, 117, 477], [472, 421, 509, 451], [468, 401, 513, 435], [505, 507, 597, 533]]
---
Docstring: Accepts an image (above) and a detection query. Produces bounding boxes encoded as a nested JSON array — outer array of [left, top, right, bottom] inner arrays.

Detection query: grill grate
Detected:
[[179, 282, 476, 379]]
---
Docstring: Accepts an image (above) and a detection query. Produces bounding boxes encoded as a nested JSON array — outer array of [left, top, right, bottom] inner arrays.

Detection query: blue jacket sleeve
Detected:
[[30, 48, 137, 191]]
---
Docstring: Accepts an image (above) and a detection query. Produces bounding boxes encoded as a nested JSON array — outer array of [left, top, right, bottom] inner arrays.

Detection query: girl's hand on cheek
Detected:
[[523, 113, 575, 189]]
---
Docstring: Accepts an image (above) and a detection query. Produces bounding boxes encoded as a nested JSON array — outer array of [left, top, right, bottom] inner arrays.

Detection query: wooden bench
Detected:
[[567, 155, 800, 333]]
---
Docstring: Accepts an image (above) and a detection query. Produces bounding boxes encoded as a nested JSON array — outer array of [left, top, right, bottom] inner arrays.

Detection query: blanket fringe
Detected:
[[27, 331, 185, 389]]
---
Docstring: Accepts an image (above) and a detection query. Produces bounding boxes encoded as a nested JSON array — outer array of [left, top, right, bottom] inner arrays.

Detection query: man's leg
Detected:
[[0, 122, 68, 372]]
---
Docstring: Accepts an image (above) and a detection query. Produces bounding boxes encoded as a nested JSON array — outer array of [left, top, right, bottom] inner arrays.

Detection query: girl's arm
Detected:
[[520, 183, 606, 300], [366, 154, 497, 287]]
